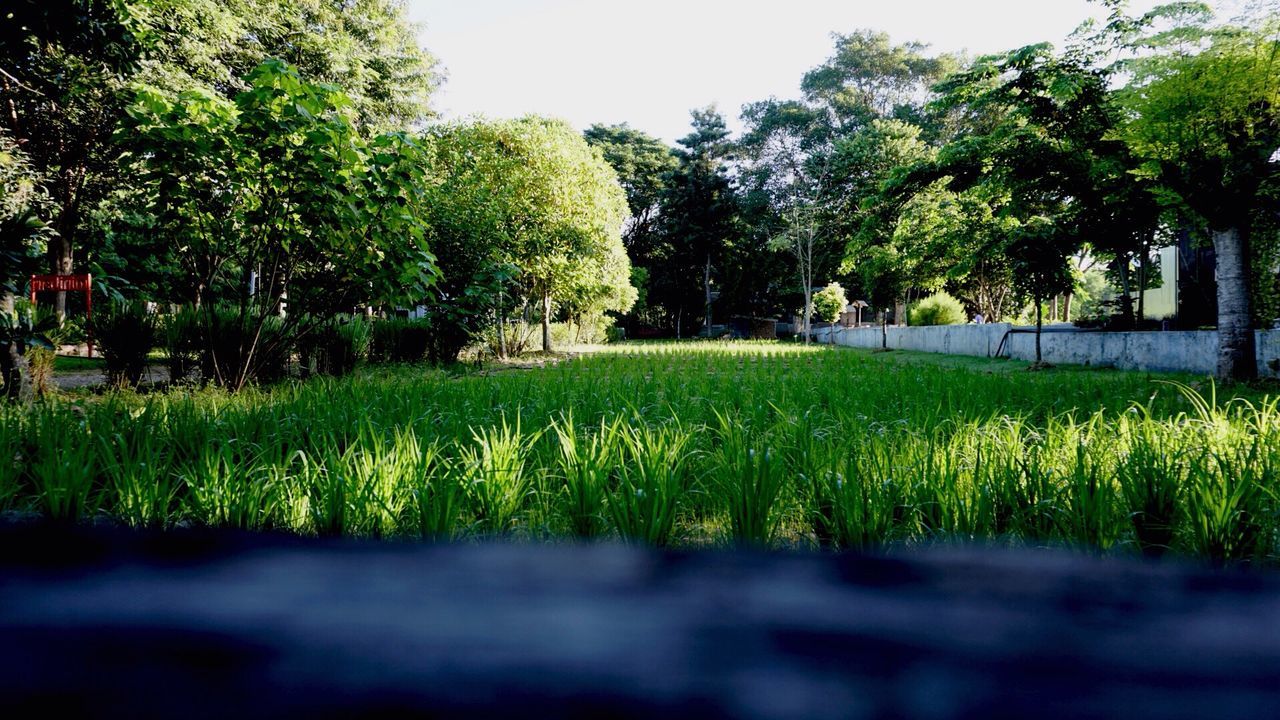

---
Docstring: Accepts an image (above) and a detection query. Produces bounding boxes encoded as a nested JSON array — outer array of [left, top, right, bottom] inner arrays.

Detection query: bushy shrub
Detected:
[[811, 283, 848, 324], [300, 315, 371, 377], [25, 308, 65, 398], [162, 306, 202, 384], [92, 300, 159, 387], [202, 307, 291, 386], [370, 316, 432, 363], [909, 292, 966, 326], [550, 315, 617, 346]]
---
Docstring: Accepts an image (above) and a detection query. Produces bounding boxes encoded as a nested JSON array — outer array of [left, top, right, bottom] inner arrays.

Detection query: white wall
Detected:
[[814, 323, 1280, 378]]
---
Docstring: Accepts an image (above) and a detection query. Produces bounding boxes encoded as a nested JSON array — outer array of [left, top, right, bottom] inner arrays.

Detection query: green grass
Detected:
[[2, 341, 1278, 564], [51, 355, 105, 374]]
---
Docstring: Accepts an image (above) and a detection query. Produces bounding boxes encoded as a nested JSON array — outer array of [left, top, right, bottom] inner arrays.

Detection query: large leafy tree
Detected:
[[423, 117, 632, 356], [0, 132, 55, 401], [802, 30, 959, 135], [1113, 2, 1280, 379], [135, 0, 441, 132], [654, 107, 741, 337], [740, 31, 956, 331], [583, 123, 677, 332], [0, 0, 145, 316], [122, 60, 438, 389], [836, 119, 936, 322], [583, 123, 678, 246], [870, 43, 1150, 361], [2, 0, 442, 322]]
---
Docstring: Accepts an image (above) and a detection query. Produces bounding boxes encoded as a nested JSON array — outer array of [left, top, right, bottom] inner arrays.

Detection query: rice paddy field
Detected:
[[2, 342, 1279, 564]]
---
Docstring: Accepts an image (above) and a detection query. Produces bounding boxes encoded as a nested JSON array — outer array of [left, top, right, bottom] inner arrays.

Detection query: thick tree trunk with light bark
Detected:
[[1212, 226, 1256, 381]]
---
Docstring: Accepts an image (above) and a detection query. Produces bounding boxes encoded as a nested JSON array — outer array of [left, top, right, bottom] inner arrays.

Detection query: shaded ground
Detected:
[[52, 362, 169, 390]]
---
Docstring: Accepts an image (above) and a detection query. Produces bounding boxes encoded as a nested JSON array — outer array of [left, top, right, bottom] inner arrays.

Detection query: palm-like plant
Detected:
[[0, 301, 57, 402]]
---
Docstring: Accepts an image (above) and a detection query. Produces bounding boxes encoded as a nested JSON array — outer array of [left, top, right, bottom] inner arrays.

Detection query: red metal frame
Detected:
[[29, 274, 93, 358]]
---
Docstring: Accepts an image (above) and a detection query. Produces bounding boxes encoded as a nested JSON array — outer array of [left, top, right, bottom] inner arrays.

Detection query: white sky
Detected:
[[405, 0, 1192, 144]]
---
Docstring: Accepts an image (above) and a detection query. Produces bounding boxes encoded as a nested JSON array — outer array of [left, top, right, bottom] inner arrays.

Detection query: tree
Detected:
[[869, 42, 1139, 362], [423, 117, 632, 356], [837, 119, 936, 325], [583, 123, 677, 334], [136, 0, 442, 132], [738, 32, 956, 335], [1, 0, 144, 317], [801, 30, 959, 136], [0, 133, 50, 307], [123, 60, 438, 389], [583, 123, 678, 247], [3, 0, 443, 324], [654, 107, 741, 337], [0, 132, 54, 401], [811, 282, 847, 323], [1114, 3, 1280, 379], [741, 99, 840, 342]]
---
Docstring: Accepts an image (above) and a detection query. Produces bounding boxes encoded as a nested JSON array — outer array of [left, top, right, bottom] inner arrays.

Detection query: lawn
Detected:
[[2, 342, 1277, 563]]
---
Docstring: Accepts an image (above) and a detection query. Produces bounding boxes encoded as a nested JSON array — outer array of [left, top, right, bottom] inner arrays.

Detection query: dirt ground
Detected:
[[53, 366, 170, 390]]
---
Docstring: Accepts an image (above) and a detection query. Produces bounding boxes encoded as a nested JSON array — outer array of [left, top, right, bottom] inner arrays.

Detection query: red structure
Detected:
[[29, 274, 93, 358]]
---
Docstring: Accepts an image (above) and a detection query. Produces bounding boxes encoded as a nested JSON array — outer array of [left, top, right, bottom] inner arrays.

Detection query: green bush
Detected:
[[300, 315, 371, 377], [811, 283, 848, 324], [550, 315, 617, 346], [909, 292, 966, 326], [370, 316, 432, 363], [92, 300, 159, 387], [202, 307, 291, 386], [162, 306, 202, 384]]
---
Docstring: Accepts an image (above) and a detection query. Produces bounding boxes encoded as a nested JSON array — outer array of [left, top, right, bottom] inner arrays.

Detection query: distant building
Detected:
[[1132, 238, 1217, 328]]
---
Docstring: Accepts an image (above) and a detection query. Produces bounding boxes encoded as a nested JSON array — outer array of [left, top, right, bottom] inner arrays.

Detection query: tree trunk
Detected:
[[1050, 296, 1059, 324], [497, 311, 508, 360], [541, 292, 553, 353], [1137, 244, 1148, 322], [704, 254, 712, 338], [1064, 293, 1073, 325], [881, 312, 888, 350], [1212, 226, 1256, 381], [0, 293, 32, 403], [1117, 258, 1135, 329], [1, 339, 32, 403], [802, 289, 812, 345], [47, 234, 73, 319]]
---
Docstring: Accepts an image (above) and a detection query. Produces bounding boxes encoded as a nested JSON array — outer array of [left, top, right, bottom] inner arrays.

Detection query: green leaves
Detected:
[[420, 117, 634, 354], [121, 59, 439, 388]]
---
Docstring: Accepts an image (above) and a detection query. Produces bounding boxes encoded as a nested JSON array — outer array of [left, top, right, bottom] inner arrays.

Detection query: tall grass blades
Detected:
[[459, 418, 538, 536], [553, 415, 617, 539], [97, 422, 177, 529], [0, 412, 24, 511], [29, 408, 97, 522], [2, 342, 1279, 562], [712, 410, 787, 547], [1055, 418, 1120, 553], [608, 424, 691, 547], [822, 442, 902, 551], [406, 438, 458, 541], [179, 442, 275, 531], [1116, 410, 1185, 557]]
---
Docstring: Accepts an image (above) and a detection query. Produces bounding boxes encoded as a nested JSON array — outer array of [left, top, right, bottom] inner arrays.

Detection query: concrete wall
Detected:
[[814, 323, 1280, 378]]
